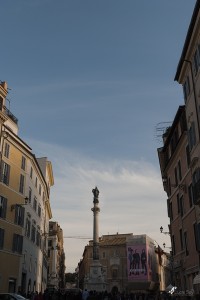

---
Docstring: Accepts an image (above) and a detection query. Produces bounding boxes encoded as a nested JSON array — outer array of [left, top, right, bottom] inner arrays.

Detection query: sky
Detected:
[[1, 1, 196, 272]]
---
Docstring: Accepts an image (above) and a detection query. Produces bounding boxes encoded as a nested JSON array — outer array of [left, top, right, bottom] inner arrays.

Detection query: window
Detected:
[[0, 96, 3, 111], [169, 202, 173, 221], [170, 137, 175, 153], [19, 174, 25, 194], [178, 160, 182, 181], [30, 167, 33, 179], [188, 122, 196, 151], [28, 187, 32, 204], [172, 235, 176, 255], [0, 161, 10, 185], [167, 200, 173, 221], [179, 229, 183, 250], [184, 231, 189, 256], [194, 223, 200, 251], [26, 218, 31, 238], [21, 156, 26, 170], [188, 184, 193, 207], [174, 167, 178, 187], [177, 194, 180, 214], [39, 184, 41, 196], [192, 168, 200, 204], [42, 192, 45, 203], [180, 195, 184, 217], [38, 205, 41, 217], [0, 228, 5, 249], [168, 177, 171, 196], [12, 234, 23, 254], [4, 142, 10, 158], [31, 224, 36, 243], [36, 230, 41, 247], [35, 177, 38, 188], [183, 76, 190, 101], [186, 145, 190, 168], [193, 46, 200, 75], [14, 205, 25, 227], [33, 197, 37, 211], [0, 196, 7, 218]]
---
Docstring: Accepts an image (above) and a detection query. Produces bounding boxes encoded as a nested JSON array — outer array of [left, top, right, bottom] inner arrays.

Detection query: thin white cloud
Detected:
[[27, 138, 170, 272]]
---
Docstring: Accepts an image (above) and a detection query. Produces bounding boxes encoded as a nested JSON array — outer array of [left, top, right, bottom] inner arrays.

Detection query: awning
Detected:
[[165, 284, 177, 294], [193, 274, 200, 285], [165, 284, 173, 292]]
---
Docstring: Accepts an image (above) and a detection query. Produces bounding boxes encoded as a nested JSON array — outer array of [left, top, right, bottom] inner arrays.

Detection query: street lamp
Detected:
[[11, 196, 29, 211], [163, 243, 172, 249], [11, 196, 29, 208], [160, 226, 170, 235]]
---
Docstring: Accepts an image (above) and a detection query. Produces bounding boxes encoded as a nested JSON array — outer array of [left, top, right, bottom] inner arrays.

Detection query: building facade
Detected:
[[157, 0, 200, 293], [0, 81, 54, 294], [158, 106, 199, 291], [48, 221, 66, 290], [78, 233, 170, 294]]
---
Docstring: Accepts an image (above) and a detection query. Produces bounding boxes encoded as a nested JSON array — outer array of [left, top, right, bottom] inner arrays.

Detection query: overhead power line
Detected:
[[63, 236, 92, 240]]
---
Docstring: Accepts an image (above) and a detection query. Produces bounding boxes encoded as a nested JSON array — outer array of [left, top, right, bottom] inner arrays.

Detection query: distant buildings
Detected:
[[0, 81, 65, 293], [157, 0, 200, 293], [78, 233, 171, 294], [48, 221, 66, 289]]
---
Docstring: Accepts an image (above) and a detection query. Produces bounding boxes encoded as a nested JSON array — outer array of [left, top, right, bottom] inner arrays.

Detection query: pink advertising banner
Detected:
[[127, 243, 153, 281]]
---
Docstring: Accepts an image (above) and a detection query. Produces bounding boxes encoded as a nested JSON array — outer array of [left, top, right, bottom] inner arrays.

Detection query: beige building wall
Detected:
[[0, 81, 54, 294]]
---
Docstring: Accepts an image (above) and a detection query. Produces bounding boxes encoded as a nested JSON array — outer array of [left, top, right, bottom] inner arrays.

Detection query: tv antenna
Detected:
[[155, 122, 171, 144]]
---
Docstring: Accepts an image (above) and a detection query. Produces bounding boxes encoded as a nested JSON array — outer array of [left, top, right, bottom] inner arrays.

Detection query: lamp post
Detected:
[[163, 243, 172, 250], [11, 197, 29, 211], [160, 226, 170, 235], [160, 227, 174, 286]]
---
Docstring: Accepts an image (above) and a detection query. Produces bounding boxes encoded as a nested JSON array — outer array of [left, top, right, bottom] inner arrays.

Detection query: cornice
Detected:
[[0, 111, 8, 124]]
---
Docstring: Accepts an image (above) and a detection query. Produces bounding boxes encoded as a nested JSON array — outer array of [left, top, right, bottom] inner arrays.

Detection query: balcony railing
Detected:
[[4, 106, 18, 124]]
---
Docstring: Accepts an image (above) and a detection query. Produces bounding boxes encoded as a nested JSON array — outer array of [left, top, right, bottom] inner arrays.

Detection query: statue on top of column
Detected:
[[92, 187, 99, 203]]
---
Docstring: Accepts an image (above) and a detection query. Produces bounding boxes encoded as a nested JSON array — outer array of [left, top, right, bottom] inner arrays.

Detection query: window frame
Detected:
[[21, 156, 26, 171], [0, 196, 7, 219], [19, 174, 25, 194], [0, 161, 10, 185]]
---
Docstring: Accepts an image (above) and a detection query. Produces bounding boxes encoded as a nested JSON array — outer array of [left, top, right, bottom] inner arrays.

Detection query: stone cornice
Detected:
[[0, 111, 8, 124]]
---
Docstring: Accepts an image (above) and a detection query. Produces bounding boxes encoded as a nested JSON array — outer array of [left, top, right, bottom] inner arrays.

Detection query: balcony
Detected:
[[4, 106, 18, 124]]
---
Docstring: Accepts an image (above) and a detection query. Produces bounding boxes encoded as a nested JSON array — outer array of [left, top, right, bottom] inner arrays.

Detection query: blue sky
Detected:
[[1, 1, 196, 272]]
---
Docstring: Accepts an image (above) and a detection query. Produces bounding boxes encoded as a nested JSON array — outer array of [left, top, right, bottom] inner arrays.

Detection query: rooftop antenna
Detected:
[[155, 122, 172, 144], [6, 98, 11, 111]]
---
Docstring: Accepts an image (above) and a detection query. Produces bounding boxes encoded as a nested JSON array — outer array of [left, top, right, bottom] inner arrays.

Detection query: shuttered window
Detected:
[[12, 234, 23, 254], [0, 228, 5, 249], [0, 161, 10, 185], [0, 196, 7, 219], [14, 205, 25, 227]]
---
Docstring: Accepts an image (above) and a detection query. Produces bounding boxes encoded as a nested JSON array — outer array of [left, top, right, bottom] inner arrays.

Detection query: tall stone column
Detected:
[[91, 187, 100, 260], [84, 187, 106, 292]]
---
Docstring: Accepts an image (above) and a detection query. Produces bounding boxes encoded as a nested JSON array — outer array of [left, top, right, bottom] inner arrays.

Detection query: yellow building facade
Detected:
[[0, 81, 54, 294]]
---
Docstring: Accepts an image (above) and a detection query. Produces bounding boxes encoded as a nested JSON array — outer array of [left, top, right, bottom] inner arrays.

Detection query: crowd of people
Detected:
[[19, 289, 196, 300]]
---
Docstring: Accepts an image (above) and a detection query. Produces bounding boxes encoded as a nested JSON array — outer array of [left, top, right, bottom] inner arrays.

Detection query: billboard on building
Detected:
[[127, 235, 156, 282]]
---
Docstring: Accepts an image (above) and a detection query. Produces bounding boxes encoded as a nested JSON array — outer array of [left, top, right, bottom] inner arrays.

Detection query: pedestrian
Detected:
[[82, 289, 89, 300]]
